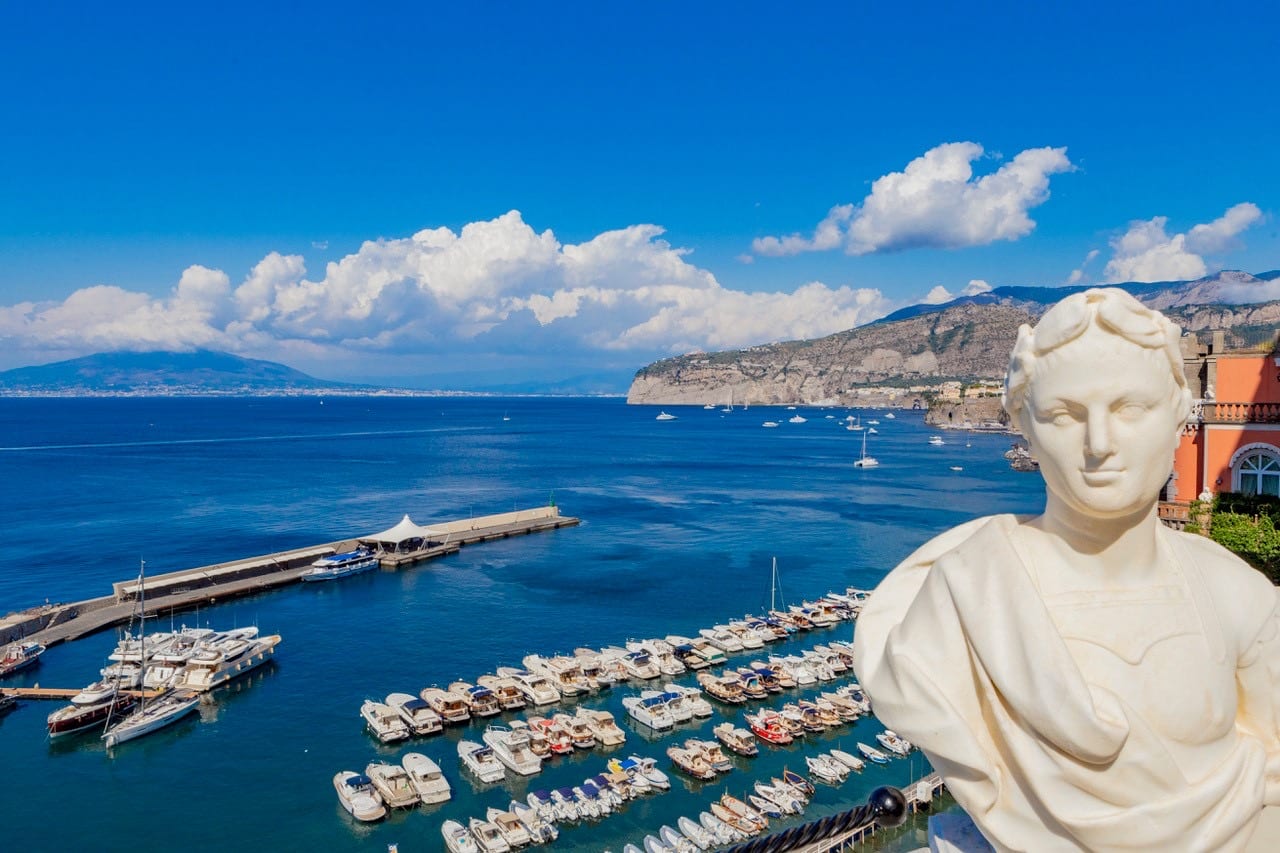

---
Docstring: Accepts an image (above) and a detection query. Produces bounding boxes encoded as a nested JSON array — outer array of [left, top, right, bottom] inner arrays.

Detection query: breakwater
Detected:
[[1, 505, 579, 647]]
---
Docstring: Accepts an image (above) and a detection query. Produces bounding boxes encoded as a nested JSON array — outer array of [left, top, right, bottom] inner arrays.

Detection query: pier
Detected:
[[2, 506, 579, 648], [0, 686, 163, 701]]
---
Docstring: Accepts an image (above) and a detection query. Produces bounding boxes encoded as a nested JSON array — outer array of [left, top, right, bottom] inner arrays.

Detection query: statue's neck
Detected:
[[1034, 494, 1164, 588]]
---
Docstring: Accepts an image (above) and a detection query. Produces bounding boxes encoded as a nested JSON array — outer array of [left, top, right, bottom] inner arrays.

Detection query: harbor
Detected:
[[1, 505, 579, 648]]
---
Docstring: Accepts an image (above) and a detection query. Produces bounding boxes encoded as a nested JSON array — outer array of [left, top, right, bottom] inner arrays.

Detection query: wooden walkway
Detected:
[[0, 687, 163, 701], [13, 507, 579, 649]]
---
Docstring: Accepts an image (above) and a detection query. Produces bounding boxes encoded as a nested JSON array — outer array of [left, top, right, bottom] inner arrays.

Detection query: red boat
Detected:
[[47, 693, 138, 738], [0, 642, 45, 678], [744, 711, 793, 744]]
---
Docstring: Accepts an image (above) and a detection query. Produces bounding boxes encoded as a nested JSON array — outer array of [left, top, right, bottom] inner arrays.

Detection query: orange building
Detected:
[[1168, 330, 1280, 503]]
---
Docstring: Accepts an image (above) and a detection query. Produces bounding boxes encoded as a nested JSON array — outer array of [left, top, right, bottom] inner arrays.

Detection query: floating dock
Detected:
[[3, 506, 579, 648], [0, 687, 164, 701]]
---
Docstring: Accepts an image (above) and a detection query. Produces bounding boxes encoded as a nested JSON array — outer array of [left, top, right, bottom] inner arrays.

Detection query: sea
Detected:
[[0, 396, 1044, 852]]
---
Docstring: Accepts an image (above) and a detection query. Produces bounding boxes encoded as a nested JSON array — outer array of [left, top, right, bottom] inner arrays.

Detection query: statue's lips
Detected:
[[1080, 469, 1125, 485]]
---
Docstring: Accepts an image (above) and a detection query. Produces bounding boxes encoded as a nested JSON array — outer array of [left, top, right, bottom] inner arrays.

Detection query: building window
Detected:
[[1237, 450, 1280, 497]]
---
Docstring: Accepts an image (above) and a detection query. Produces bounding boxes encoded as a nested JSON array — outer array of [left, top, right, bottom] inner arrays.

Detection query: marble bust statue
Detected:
[[854, 288, 1280, 851]]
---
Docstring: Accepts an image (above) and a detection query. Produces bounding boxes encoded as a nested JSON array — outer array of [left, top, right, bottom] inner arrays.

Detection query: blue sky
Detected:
[[0, 2, 1276, 387]]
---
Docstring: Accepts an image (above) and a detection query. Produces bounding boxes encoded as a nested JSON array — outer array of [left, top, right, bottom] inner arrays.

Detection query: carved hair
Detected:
[[1003, 288, 1189, 423]]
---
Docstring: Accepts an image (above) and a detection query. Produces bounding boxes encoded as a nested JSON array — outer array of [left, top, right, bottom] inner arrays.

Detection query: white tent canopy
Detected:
[[360, 514, 444, 550]]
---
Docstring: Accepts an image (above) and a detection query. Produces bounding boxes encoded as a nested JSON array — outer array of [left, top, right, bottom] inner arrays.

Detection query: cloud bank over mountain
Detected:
[[752, 142, 1074, 257], [0, 211, 893, 377], [1101, 203, 1263, 283]]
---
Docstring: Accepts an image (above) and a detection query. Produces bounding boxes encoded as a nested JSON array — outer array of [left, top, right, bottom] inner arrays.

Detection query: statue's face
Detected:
[[1022, 331, 1183, 519]]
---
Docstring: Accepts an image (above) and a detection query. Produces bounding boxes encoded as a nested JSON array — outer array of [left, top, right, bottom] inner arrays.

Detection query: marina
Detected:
[[0, 395, 1040, 851]]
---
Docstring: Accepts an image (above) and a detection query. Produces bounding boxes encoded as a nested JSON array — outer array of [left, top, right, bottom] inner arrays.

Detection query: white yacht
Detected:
[[522, 654, 590, 696], [662, 682, 714, 718], [665, 635, 727, 667], [602, 646, 661, 680], [485, 807, 532, 848], [360, 698, 410, 743], [172, 633, 280, 693], [365, 760, 420, 809], [102, 688, 201, 747], [643, 689, 692, 723], [419, 686, 471, 725], [333, 771, 387, 822], [469, 817, 512, 853], [300, 546, 379, 581], [386, 692, 443, 735], [402, 752, 452, 803], [721, 623, 764, 650], [442, 819, 479, 853], [655, 411, 677, 421], [928, 435, 945, 446], [576, 707, 627, 746], [458, 739, 506, 783], [448, 680, 503, 717], [483, 724, 543, 775], [476, 674, 527, 710], [495, 667, 560, 706], [631, 639, 686, 676], [698, 627, 744, 653], [622, 694, 674, 730], [788, 414, 807, 423]]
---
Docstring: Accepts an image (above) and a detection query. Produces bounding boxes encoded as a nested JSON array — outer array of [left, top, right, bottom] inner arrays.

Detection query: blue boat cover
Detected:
[[404, 698, 429, 711], [348, 774, 372, 787], [555, 786, 577, 798]]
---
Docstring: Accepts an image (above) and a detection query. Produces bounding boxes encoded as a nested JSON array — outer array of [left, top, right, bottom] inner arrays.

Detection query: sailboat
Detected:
[[853, 430, 879, 468], [721, 390, 733, 413], [103, 561, 201, 748]]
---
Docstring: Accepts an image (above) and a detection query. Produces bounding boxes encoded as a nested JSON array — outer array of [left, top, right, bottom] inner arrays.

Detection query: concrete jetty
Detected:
[[2, 506, 579, 648]]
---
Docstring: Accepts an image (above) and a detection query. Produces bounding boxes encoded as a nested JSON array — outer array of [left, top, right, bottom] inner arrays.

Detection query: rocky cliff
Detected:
[[626, 271, 1280, 406]]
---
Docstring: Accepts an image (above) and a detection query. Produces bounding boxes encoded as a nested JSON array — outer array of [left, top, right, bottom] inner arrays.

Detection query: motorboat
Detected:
[[744, 710, 792, 744], [755, 781, 804, 815], [141, 660, 183, 690], [819, 691, 862, 720], [511, 799, 558, 843], [630, 639, 686, 676], [484, 807, 532, 848], [877, 729, 914, 755], [830, 748, 865, 772], [0, 641, 45, 678], [720, 623, 764, 650], [402, 752, 451, 803], [660, 825, 699, 853], [700, 809, 743, 844], [477, 674, 527, 710], [762, 421, 779, 428], [782, 768, 815, 796], [782, 701, 825, 733], [748, 793, 783, 819], [419, 686, 471, 725], [495, 667, 561, 706], [571, 647, 618, 688], [550, 787, 583, 821], [523, 654, 590, 696], [626, 754, 671, 789], [719, 792, 768, 832], [360, 698, 409, 742], [469, 816, 512, 852], [622, 694, 674, 730], [655, 411, 677, 421], [590, 773, 628, 807], [102, 688, 200, 747], [797, 698, 841, 728], [695, 671, 745, 704], [579, 779, 612, 815], [172, 633, 280, 692], [527, 715, 574, 754], [884, 411, 896, 419], [300, 546, 378, 581], [667, 744, 716, 779], [807, 753, 849, 783], [665, 635, 727, 667], [739, 665, 781, 693], [928, 435, 945, 446], [698, 627, 744, 653], [678, 814, 716, 849], [553, 712, 597, 749], [643, 834, 674, 853], [365, 760, 420, 808], [386, 691, 443, 735], [576, 707, 627, 746], [685, 738, 733, 773], [749, 660, 795, 689], [457, 739, 506, 783], [606, 757, 652, 794], [484, 724, 544, 775], [788, 414, 807, 424], [527, 789, 562, 823], [610, 648, 662, 680], [572, 784, 601, 819], [441, 819, 479, 853], [448, 680, 503, 717], [733, 670, 768, 700], [333, 771, 387, 822], [47, 691, 137, 738], [857, 741, 891, 764], [662, 682, 713, 718], [769, 655, 816, 686], [712, 721, 759, 756], [642, 689, 690, 723]]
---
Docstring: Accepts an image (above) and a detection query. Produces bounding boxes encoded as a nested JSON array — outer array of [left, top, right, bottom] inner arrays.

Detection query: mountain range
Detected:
[[626, 270, 1280, 406]]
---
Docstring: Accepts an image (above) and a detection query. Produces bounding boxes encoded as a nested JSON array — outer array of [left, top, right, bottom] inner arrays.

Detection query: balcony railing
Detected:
[[1196, 401, 1280, 425]]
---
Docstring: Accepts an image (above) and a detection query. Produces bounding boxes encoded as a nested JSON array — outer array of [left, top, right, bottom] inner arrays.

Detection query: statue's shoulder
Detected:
[[896, 513, 1026, 575], [1168, 528, 1278, 640]]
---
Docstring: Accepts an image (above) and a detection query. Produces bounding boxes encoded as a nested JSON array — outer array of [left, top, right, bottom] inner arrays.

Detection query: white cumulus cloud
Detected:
[[752, 142, 1073, 257], [0, 211, 898, 375], [1102, 203, 1262, 283]]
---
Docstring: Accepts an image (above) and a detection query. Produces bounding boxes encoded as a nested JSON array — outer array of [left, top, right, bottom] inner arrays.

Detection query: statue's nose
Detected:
[[1085, 409, 1115, 459]]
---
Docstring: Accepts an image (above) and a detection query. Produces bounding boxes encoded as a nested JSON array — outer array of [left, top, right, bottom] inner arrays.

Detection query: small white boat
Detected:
[[830, 748, 865, 771], [663, 682, 713, 718], [700, 810, 742, 844], [441, 819, 479, 853], [469, 816, 512, 852], [496, 668, 561, 706], [928, 435, 945, 445], [485, 807, 532, 848], [419, 686, 472, 725], [644, 833, 675, 853], [402, 752, 451, 804], [511, 799, 558, 843], [300, 546, 378, 581], [623, 694, 675, 730], [360, 698, 410, 742], [762, 421, 779, 428], [483, 724, 543, 775], [678, 814, 716, 849], [806, 754, 847, 783], [884, 411, 896, 419], [365, 760, 420, 808], [788, 414, 807, 423], [386, 691, 443, 735], [458, 739, 506, 783], [627, 754, 672, 789], [0, 641, 45, 678], [857, 741, 891, 764], [660, 823, 699, 853], [877, 729, 913, 755], [656, 411, 678, 421], [698, 626, 743, 653], [333, 770, 387, 822], [950, 465, 964, 471]]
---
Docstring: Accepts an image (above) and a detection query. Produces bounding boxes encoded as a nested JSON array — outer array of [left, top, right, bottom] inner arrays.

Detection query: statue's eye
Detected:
[[1116, 403, 1148, 420], [1050, 410, 1075, 426]]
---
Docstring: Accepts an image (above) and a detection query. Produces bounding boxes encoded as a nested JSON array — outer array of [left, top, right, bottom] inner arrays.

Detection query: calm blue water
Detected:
[[0, 397, 1043, 851]]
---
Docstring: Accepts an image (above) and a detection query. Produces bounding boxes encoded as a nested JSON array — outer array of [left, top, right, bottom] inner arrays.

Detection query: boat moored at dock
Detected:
[[334, 771, 387, 822], [0, 642, 45, 678], [300, 547, 379, 582], [103, 688, 201, 748]]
